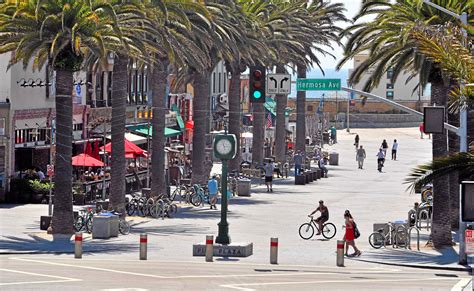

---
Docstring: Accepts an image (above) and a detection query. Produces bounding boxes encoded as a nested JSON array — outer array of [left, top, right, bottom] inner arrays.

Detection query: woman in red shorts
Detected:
[[343, 210, 361, 257]]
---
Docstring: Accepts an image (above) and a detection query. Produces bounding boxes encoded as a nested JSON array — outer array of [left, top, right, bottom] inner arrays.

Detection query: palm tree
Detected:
[[145, 0, 209, 197], [0, 0, 117, 234], [338, 0, 472, 248]]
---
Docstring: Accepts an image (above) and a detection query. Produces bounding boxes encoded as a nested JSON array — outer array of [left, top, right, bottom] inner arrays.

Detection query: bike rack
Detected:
[[408, 226, 420, 251], [417, 210, 431, 231], [393, 225, 408, 249], [408, 209, 417, 228]]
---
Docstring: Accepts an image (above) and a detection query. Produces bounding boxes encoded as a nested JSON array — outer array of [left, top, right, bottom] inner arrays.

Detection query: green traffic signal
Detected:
[[253, 90, 262, 99]]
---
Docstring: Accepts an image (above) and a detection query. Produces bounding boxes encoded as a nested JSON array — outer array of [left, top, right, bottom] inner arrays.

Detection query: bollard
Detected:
[[336, 240, 345, 267], [205, 235, 213, 262], [270, 238, 278, 264], [140, 234, 147, 260], [74, 232, 82, 259]]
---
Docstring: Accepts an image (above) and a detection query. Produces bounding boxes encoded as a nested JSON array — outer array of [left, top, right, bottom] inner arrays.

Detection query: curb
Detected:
[[352, 258, 473, 273]]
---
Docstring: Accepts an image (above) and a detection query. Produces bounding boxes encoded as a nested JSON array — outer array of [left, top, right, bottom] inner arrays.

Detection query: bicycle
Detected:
[[190, 184, 211, 207], [74, 207, 94, 233], [368, 222, 407, 249], [109, 210, 131, 235], [299, 216, 337, 240]]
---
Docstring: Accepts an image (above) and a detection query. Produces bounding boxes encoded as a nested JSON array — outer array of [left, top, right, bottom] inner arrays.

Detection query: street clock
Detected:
[[213, 134, 237, 160]]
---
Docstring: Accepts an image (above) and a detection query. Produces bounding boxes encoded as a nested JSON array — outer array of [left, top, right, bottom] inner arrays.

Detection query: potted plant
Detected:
[[29, 180, 53, 203]]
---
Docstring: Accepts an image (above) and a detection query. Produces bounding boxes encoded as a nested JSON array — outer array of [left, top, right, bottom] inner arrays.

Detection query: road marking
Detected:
[[451, 278, 472, 291], [9, 257, 404, 280], [0, 268, 80, 286], [220, 276, 462, 290]]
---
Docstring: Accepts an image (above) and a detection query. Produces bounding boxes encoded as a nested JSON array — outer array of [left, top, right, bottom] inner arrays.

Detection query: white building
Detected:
[[349, 53, 429, 102]]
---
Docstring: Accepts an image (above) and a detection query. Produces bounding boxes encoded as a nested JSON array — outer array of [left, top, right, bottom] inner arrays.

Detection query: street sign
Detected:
[[466, 229, 474, 254], [267, 74, 291, 94], [296, 79, 341, 91]]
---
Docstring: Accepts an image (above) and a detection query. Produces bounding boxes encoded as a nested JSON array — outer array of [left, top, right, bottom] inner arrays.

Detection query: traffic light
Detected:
[[249, 65, 266, 103]]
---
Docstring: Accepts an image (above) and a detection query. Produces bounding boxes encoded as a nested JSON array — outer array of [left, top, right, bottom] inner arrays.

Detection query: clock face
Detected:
[[216, 139, 233, 155]]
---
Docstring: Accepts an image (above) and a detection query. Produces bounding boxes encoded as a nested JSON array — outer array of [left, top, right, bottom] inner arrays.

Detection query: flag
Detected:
[[266, 112, 272, 129], [317, 94, 325, 115]]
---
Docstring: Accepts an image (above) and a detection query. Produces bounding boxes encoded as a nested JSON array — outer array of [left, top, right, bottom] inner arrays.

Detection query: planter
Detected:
[[31, 192, 46, 204]]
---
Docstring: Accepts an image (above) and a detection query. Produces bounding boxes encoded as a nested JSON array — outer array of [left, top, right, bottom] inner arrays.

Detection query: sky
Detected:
[[317, 0, 362, 70]]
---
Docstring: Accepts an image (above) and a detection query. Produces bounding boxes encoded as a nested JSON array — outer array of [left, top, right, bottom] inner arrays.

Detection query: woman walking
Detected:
[[343, 210, 361, 257], [354, 134, 360, 150], [356, 145, 366, 169], [381, 139, 388, 156]]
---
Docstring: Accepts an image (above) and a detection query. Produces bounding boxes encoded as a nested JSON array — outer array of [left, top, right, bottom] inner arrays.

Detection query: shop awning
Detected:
[[129, 125, 182, 138], [264, 97, 276, 117], [106, 132, 147, 145], [171, 104, 185, 131]]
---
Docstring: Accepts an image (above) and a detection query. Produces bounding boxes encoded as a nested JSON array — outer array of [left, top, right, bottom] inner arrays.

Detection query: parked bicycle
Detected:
[[109, 210, 131, 235], [368, 222, 407, 249], [299, 215, 337, 240], [74, 207, 94, 233]]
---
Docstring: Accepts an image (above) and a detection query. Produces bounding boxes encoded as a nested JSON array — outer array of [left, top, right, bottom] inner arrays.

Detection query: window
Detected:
[[213, 73, 216, 94], [107, 72, 112, 107], [386, 84, 394, 89], [0, 118, 5, 136], [387, 69, 394, 79], [386, 91, 394, 99], [218, 72, 222, 93], [73, 123, 83, 131], [307, 105, 314, 112]]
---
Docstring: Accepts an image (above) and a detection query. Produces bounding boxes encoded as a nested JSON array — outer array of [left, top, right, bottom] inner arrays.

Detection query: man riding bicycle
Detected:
[[309, 200, 329, 235]]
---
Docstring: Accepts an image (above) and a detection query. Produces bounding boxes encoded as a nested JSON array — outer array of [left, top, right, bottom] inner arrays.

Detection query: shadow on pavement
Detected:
[[356, 247, 461, 266], [0, 234, 137, 254], [131, 223, 210, 237]]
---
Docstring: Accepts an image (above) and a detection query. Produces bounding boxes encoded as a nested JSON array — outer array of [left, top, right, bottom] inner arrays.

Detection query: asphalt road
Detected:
[[0, 255, 470, 290]]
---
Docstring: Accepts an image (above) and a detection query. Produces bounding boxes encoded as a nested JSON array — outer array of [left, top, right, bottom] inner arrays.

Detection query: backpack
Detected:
[[353, 222, 360, 239]]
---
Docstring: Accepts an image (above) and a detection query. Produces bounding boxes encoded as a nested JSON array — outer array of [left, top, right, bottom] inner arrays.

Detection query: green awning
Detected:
[[171, 104, 185, 130], [128, 125, 182, 138], [264, 97, 276, 117]]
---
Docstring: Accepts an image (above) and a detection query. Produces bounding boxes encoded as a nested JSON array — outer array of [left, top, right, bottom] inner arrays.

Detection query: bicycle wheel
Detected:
[[85, 217, 93, 234], [127, 203, 136, 216], [368, 232, 385, 249], [322, 223, 337, 239], [191, 194, 202, 207], [298, 223, 315, 240], [119, 219, 130, 235], [167, 204, 178, 217], [74, 216, 84, 232]]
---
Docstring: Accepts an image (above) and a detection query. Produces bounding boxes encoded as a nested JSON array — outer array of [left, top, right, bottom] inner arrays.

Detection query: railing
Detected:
[[82, 170, 148, 203]]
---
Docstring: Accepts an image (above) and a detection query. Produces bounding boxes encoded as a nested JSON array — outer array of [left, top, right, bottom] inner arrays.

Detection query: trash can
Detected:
[[92, 214, 115, 239], [329, 152, 339, 166], [322, 132, 330, 144], [237, 179, 251, 197]]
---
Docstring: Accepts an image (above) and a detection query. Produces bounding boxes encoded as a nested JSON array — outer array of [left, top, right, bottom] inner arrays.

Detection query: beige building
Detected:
[[349, 53, 429, 102]]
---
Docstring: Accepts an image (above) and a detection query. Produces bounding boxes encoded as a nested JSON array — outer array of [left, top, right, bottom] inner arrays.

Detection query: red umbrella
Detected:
[[84, 141, 93, 156], [72, 154, 105, 167], [92, 141, 101, 160], [100, 138, 145, 156]]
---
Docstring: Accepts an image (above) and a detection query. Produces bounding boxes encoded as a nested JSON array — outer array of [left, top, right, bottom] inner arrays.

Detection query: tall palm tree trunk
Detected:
[[151, 60, 169, 197], [448, 110, 459, 230], [430, 73, 452, 247], [192, 71, 211, 184], [52, 69, 74, 234], [252, 103, 265, 167], [228, 68, 242, 173], [275, 64, 287, 163], [296, 64, 307, 153], [109, 56, 128, 214]]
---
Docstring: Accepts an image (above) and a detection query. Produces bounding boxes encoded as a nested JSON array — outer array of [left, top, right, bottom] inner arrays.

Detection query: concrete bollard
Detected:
[[205, 235, 213, 262], [270, 238, 278, 264], [74, 232, 82, 259], [140, 234, 147, 260], [337, 240, 345, 267]]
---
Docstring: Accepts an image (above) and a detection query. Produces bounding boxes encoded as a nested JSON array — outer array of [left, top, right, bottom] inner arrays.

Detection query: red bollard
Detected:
[[337, 240, 345, 267], [140, 234, 147, 260], [74, 232, 82, 259], [270, 238, 278, 264], [205, 235, 214, 262]]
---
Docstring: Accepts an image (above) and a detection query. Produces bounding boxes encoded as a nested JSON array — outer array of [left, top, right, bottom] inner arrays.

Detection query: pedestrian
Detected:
[[207, 175, 218, 209], [356, 145, 366, 169], [343, 210, 361, 257], [419, 123, 424, 139], [264, 160, 275, 192], [294, 151, 303, 176], [376, 148, 385, 172], [318, 155, 328, 178], [381, 139, 388, 156], [330, 126, 337, 143], [391, 139, 398, 160], [36, 168, 45, 180], [354, 134, 359, 150]]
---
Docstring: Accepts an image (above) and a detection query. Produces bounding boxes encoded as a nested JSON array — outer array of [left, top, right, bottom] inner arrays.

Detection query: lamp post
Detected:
[[422, 0, 469, 264]]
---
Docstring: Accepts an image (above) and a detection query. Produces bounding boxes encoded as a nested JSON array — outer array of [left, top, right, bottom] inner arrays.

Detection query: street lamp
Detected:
[[422, 0, 469, 264]]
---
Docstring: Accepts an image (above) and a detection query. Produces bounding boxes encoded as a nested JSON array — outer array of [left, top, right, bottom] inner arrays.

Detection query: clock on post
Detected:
[[213, 134, 237, 160]]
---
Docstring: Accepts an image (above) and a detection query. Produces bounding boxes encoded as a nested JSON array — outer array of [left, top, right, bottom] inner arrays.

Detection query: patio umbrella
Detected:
[[72, 154, 105, 167], [92, 141, 101, 160], [84, 141, 93, 156], [100, 138, 145, 156]]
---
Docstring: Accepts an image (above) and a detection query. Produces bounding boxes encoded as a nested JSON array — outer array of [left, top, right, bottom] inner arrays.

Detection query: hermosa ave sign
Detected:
[[296, 79, 341, 91]]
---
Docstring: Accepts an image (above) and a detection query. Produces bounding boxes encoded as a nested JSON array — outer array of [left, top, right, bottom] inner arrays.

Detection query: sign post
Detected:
[[466, 229, 474, 254]]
